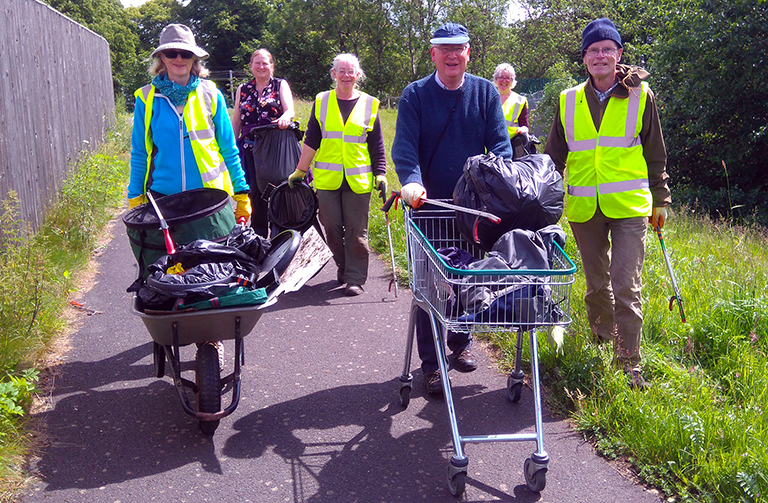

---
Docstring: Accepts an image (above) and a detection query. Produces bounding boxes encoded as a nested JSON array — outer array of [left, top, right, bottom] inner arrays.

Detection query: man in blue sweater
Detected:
[[392, 22, 513, 395]]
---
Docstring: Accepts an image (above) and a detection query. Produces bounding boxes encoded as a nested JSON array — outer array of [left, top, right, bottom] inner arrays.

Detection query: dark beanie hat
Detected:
[[581, 18, 622, 56]]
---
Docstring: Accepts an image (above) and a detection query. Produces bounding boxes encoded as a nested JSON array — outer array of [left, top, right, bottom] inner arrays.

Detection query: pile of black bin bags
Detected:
[[445, 152, 567, 326], [137, 225, 272, 312]]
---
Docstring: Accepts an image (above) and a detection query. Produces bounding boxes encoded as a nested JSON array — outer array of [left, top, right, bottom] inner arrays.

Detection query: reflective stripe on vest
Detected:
[[135, 80, 233, 195], [312, 89, 378, 194], [503, 93, 527, 137], [560, 81, 652, 222]]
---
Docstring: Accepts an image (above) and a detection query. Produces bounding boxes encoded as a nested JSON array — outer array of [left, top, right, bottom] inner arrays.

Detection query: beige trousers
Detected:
[[570, 208, 647, 371]]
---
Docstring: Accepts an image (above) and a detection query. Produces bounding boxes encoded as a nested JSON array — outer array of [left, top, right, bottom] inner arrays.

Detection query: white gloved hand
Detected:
[[400, 182, 426, 208]]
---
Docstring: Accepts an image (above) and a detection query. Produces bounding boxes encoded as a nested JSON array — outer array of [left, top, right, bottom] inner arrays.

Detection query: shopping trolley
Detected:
[[397, 202, 575, 496]]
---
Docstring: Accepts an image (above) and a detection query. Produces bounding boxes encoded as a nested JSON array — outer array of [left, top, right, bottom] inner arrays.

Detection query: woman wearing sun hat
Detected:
[[127, 23, 251, 224]]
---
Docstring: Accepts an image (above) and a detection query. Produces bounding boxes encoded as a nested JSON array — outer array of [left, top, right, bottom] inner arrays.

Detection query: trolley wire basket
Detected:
[[405, 205, 575, 334]]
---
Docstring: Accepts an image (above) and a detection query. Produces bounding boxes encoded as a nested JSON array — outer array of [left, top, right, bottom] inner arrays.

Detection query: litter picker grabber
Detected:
[[147, 192, 176, 255], [388, 191, 502, 223], [381, 191, 400, 297], [656, 225, 686, 323]]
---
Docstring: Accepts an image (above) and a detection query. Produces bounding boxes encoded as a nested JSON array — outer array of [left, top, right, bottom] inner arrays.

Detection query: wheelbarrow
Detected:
[[131, 228, 301, 434]]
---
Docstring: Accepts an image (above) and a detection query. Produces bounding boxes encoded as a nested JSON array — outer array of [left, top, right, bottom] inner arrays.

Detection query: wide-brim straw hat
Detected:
[[150, 24, 209, 59]]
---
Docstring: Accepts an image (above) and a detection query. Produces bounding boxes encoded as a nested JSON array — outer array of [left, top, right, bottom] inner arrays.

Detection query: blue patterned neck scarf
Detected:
[[152, 73, 200, 107]]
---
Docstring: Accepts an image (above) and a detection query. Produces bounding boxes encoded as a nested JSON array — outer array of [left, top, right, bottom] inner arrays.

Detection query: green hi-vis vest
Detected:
[[503, 93, 527, 137], [560, 81, 652, 223], [135, 80, 233, 195], [312, 89, 379, 194]]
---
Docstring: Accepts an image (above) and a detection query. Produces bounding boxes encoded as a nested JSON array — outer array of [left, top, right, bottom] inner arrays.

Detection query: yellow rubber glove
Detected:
[[232, 193, 252, 222], [650, 207, 668, 229], [287, 168, 307, 188], [128, 194, 148, 209], [375, 175, 388, 202], [400, 182, 426, 208]]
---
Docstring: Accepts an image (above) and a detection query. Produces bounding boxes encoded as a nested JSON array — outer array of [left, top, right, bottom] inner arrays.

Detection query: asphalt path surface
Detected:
[[23, 217, 664, 502]]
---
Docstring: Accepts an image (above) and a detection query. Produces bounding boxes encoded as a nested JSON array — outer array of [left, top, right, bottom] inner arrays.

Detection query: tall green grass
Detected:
[[0, 110, 131, 499]]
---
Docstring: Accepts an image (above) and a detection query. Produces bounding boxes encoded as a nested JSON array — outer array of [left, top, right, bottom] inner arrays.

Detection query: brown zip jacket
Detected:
[[544, 64, 671, 207]]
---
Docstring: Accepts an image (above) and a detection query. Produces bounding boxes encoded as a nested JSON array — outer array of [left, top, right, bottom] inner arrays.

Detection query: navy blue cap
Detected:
[[581, 18, 622, 56], [430, 23, 470, 45]]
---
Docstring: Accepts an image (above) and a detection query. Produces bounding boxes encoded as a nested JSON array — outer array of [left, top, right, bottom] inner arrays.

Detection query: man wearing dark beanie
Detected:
[[544, 17, 671, 390]]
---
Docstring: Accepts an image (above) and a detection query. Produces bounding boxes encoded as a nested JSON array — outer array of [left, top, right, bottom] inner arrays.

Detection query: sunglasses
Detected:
[[162, 50, 195, 60]]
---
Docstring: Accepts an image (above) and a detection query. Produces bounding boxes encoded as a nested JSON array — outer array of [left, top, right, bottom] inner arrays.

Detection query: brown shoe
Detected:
[[345, 284, 363, 296], [626, 369, 651, 390], [451, 349, 478, 373], [423, 370, 443, 395]]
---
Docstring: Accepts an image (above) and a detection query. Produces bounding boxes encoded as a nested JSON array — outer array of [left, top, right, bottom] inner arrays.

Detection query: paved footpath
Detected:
[[23, 217, 664, 502]]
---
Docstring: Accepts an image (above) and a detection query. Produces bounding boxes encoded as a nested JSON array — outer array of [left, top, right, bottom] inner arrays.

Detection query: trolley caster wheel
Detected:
[[507, 373, 523, 403], [153, 342, 165, 378], [524, 457, 547, 493], [447, 470, 466, 497], [196, 343, 221, 435], [399, 385, 411, 408]]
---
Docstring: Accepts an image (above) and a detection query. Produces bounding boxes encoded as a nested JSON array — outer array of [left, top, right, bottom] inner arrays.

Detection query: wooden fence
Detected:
[[0, 0, 115, 231]]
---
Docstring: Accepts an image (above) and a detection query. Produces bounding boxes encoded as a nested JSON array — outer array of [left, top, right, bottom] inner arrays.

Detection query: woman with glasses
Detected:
[[493, 63, 531, 158], [231, 49, 296, 236], [128, 24, 251, 224], [286, 53, 387, 296]]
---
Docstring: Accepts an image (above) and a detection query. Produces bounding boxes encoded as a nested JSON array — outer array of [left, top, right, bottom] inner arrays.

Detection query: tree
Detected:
[[651, 0, 768, 223], [443, 0, 510, 79], [183, 0, 270, 71]]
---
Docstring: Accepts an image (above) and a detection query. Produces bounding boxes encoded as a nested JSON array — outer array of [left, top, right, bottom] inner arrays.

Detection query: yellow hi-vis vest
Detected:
[[503, 93, 528, 137], [135, 80, 233, 195], [560, 81, 652, 222], [312, 89, 379, 193]]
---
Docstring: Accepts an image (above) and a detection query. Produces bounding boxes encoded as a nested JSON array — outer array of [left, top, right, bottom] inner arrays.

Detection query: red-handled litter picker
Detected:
[[147, 193, 177, 255], [656, 225, 686, 323], [381, 191, 400, 297]]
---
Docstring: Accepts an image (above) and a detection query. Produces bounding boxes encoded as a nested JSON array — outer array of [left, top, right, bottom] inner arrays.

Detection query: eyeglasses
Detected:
[[496, 77, 514, 82], [334, 68, 358, 76], [436, 45, 468, 55], [585, 46, 619, 57], [162, 50, 195, 60]]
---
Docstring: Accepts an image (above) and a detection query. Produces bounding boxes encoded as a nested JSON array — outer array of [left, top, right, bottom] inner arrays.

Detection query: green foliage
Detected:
[[650, 0, 768, 225], [0, 371, 39, 421]]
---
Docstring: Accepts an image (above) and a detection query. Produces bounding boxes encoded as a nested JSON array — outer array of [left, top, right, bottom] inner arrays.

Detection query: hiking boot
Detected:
[[451, 349, 478, 373], [423, 370, 443, 395], [626, 369, 650, 390], [345, 284, 363, 296]]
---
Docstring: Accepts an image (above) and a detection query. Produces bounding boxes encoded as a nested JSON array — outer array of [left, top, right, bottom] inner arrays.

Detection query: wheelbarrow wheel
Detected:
[[196, 343, 221, 435]]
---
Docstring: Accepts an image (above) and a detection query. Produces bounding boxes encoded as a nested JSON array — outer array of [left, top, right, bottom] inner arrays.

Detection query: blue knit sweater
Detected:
[[392, 72, 512, 199]]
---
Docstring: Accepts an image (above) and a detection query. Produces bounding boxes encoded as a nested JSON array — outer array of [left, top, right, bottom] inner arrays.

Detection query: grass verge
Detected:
[[0, 110, 131, 500]]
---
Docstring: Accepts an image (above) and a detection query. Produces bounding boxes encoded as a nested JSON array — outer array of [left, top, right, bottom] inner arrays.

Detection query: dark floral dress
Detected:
[[238, 77, 283, 148]]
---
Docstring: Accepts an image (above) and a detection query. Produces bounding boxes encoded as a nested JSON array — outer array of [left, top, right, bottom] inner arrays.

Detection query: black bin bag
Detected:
[[453, 153, 564, 251], [250, 123, 304, 193]]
